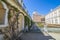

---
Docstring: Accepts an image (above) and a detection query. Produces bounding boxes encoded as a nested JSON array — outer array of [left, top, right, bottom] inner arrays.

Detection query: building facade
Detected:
[[0, 0, 32, 40], [45, 6, 60, 27], [32, 11, 45, 23]]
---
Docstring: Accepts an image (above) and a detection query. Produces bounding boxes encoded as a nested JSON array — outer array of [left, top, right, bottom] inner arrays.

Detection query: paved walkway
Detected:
[[48, 32, 60, 40], [0, 34, 4, 40], [19, 24, 55, 40], [20, 32, 54, 40]]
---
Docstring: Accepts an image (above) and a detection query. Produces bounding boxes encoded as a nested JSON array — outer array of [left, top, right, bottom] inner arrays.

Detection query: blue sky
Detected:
[[23, 0, 60, 16]]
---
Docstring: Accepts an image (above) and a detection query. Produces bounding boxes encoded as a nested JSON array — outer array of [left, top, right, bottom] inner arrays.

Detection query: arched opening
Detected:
[[18, 13, 24, 31], [0, 1, 9, 27]]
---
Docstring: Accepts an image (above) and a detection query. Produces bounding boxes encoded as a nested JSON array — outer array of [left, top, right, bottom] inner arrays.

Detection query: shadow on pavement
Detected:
[[19, 24, 55, 40]]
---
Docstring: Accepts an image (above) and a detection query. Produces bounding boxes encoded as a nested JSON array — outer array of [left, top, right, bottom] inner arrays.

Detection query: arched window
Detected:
[[0, 1, 9, 27]]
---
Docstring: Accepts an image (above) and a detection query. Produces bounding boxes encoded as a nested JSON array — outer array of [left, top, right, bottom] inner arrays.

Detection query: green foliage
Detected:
[[37, 23, 44, 28], [31, 20, 34, 25], [8, 11, 11, 20], [24, 16, 28, 26], [24, 16, 30, 26], [24, 16, 31, 30]]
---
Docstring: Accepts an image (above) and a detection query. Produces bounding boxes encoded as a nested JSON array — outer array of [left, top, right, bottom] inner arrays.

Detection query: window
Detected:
[[41, 18, 45, 21], [58, 10, 60, 16], [0, 8, 6, 24], [59, 10, 60, 13], [52, 19, 53, 24], [54, 12, 57, 17], [0, 1, 9, 27], [55, 19, 58, 24]]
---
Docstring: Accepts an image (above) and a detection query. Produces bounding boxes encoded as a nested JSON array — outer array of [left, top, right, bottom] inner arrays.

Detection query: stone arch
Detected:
[[18, 13, 24, 31]]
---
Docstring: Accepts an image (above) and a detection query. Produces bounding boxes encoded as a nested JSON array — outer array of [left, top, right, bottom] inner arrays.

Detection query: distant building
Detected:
[[45, 5, 60, 27], [32, 11, 45, 23]]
